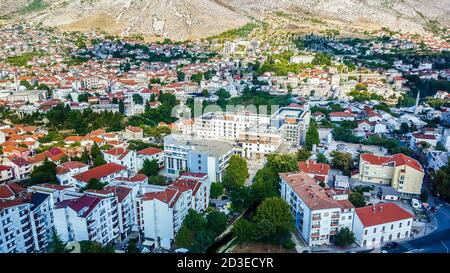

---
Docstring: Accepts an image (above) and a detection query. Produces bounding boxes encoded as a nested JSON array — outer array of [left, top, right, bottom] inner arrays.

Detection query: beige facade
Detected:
[[357, 153, 424, 197]]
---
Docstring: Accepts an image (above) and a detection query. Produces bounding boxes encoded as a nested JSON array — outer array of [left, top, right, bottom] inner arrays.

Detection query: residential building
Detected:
[[54, 194, 120, 245], [56, 161, 89, 186], [136, 175, 209, 249], [357, 153, 424, 198], [0, 183, 54, 253], [102, 148, 138, 173], [279, 172, 355, 247], [353, 203, 413, 248], [72, 163, 129, 190], [123, 126, 144, 140], [298, 160, 331, 184], [163, 134, 234, 182], [136, 147, 164, 171]]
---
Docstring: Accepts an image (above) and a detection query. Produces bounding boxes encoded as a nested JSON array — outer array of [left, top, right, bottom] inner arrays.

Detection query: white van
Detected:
[[411, 198, 422, 209]]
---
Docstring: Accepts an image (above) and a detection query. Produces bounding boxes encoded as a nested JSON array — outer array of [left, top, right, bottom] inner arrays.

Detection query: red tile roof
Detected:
[[298, 160, 330, 176], [137, 147, 163, 156], [280, 172, 352, 211], [73, 163, 127, 183], [361, 153, 423, 172], [412, 133, 436, 140], [329, 111, 356, 117], [355, 203, 414, 227]]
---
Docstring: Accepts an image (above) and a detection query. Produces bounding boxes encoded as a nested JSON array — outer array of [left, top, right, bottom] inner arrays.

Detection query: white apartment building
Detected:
[[85, 186, 135, 240], [353, 203, 413, 248], [56, 161, 89, 186], [54, 194, 120, 245], [0, 184, 54, 253], [279, 172, 355, 247], [190, 106, 310, 158], [136, 147, 165, 170], [164, 134, 234, 182], [136, 175, 210, 249], [102, 148, 138, 173], [72, 163, 129, 190]]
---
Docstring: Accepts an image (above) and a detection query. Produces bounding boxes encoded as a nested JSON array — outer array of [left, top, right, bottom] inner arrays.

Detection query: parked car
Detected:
[[383, 242, 399, 250]]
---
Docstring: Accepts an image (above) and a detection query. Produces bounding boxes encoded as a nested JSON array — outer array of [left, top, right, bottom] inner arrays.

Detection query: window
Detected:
[[391, 224, 394, 230], [364, 230, 368, 235], [407, 221, 410, 226], [382, 226, 385, 232], [397, 233, 401, 239], [399, 223, 402, 228]]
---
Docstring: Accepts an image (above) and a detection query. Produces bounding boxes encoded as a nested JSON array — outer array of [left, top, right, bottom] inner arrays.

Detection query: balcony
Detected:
[[311, 233, 320, 238], [330, 230, 337, 235], [331, 222, 339, 227], [331, 214, 340, 219], [312, 216, 321, 221], [312, 224, 321, 229]]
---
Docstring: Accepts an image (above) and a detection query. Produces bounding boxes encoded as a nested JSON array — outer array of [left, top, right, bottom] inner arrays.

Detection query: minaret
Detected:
[[414, 90, 420, 115]]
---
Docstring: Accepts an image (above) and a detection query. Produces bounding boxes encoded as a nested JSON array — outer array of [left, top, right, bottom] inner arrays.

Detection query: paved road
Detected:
[[386, 172, 450, 253], [388, 228, 450, 253]]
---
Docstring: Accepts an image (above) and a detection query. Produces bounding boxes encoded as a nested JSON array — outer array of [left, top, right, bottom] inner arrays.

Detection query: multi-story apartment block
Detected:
[[54, 194, 120, 245], [0, 183, 54, 253], [279, 172, 355, 247], [72, 163, 129, 190], [163, 134, 234, 182], [0, 165, 14, 183], [85, 186, 135, 240], [56, 161, 89, 186], [353, 203, 413, 248], [136, 175, 210, 249], [102, 148, 138, 173], [3, 157, 31, 180], [357, 153, 424, 198], [189, 106, 310, 159], [136, 147, 164, 170]]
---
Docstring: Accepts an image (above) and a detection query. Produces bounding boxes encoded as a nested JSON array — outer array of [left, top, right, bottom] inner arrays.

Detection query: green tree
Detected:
[[92, 155, 106, 167], [334, 227, 355, 247], [140, 159, 160, 177], [47, 228, 71, 253], [305, 121, 320, 150], [148, 175, 166, 185], [184, 209, 206, 231], [20, 79, 33, 90], [206, 211, 228, 236], [230, 186, 254, 213], [266, 153, 298, 173], [30, 158, 57, 185], [223, 155, 248, 190], [190, 230, 215, 253], [126, 239, 139, 253], [210, 183, 224, 199], [431, 160, 450, 201], [216, 88, 231, 99], [316, 153, 329, 164], [174, 225, 195, 249], [79, 241, 115, 253], [251, 167, 279, 203], [119, 99, 125, 114], [331, 151, 354, 175], [177, 71, 186, 81], [252, 197, 293, 243], [349, 191, 366, 208], [191, 73, 204, 84], [297, 149, 312, 162], [132, 94, 144, 105], [233, 218, 254, 245], [90, 142, 102, 159], [252, 218, 276, 242], [202, 89, 210, 97], [81, 178, 106, 192]]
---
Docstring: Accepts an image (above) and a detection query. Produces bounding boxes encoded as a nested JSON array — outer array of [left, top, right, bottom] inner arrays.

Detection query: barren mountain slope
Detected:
[[1, 0, 449, 39]]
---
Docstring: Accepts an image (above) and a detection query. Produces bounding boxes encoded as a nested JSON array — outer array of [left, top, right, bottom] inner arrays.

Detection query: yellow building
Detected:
[[357, 153, 424, 198]]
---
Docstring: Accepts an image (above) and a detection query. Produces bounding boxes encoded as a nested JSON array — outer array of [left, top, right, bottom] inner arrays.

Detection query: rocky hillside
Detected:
[[1, 0, 449, 40]]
